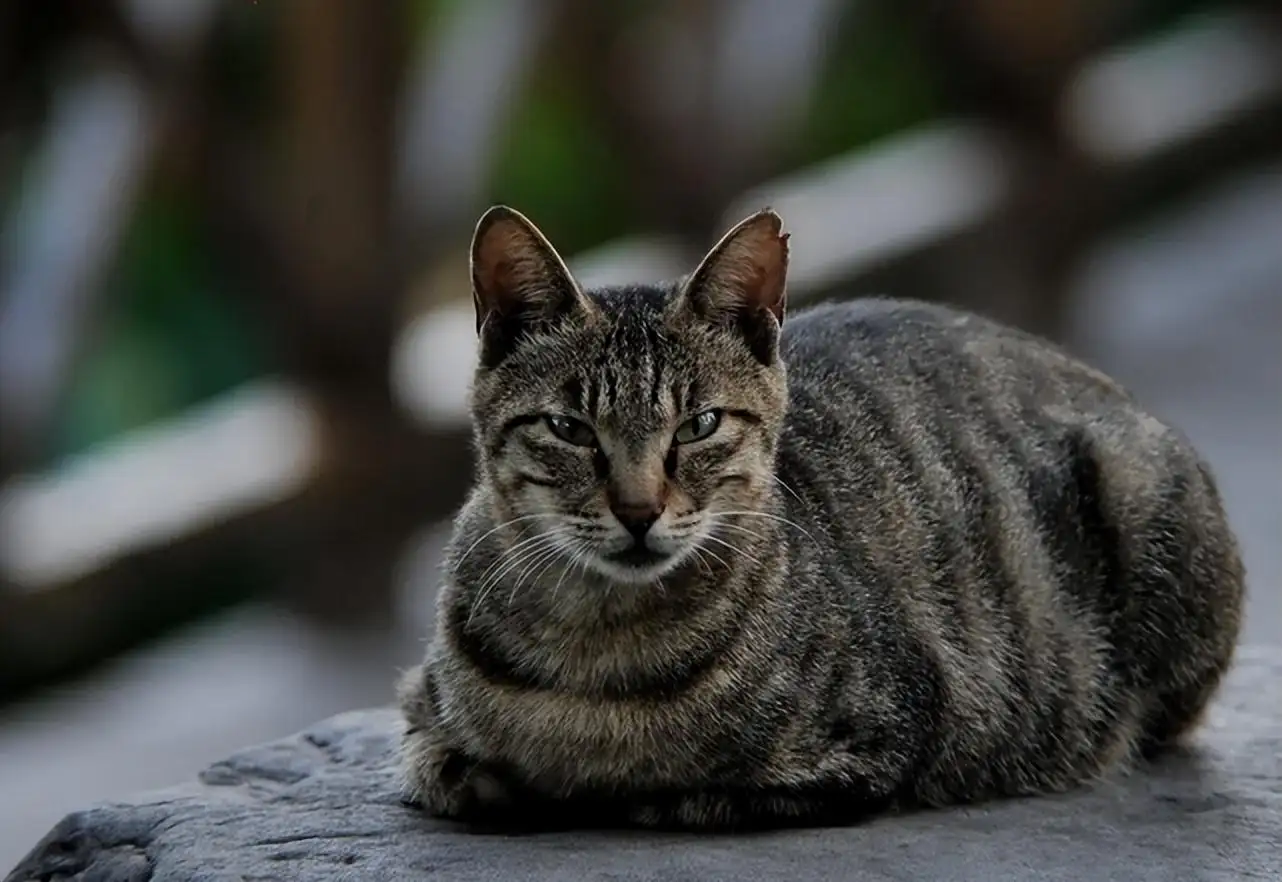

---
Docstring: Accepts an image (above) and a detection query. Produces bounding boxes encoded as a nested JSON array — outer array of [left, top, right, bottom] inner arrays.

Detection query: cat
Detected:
[[396, 205, 1245, 831]]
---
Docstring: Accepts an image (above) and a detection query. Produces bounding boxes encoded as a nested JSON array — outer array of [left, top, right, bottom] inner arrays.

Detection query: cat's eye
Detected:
[[674, 410, 722, 444], [545, 415, 597, 447]]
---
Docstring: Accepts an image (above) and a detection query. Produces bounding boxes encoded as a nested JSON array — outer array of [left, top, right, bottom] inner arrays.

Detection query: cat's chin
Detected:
[[586, 547, 689, 586]]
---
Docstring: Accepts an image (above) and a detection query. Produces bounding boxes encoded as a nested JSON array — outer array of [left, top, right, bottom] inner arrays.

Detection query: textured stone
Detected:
[[7, 646, 1280, 882]]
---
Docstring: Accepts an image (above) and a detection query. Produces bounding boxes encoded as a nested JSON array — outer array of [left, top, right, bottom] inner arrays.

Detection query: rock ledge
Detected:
[[7, 646, 1281, 882]]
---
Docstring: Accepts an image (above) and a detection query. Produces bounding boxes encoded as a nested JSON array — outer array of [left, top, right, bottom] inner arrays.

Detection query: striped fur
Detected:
[[397, 207, 1245, 831]]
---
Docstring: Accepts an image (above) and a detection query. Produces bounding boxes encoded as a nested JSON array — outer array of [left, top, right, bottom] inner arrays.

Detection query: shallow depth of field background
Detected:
[[1, 0, 1279, 867]]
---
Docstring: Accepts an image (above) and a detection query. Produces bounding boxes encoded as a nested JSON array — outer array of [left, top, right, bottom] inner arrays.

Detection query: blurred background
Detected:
[[1, 0, 1279, 867]]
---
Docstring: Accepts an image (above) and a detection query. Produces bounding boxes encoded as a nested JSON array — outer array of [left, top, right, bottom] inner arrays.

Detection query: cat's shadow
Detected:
[[1098, 743, 1239, 817]]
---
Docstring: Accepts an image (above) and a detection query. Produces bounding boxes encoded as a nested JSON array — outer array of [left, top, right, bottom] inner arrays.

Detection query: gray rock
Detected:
[[7, 646, 1280, 882]]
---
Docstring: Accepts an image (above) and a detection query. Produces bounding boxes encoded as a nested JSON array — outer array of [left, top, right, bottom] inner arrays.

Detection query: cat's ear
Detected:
[[470, 205, 593, 366], [678, 209, 788, 363]]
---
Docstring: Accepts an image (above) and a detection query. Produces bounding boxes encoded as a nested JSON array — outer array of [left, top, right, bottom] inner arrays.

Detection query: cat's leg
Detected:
[[400, 733, 519, 820], [626, 783, 897, 831], [626, 788, 819, 831], [396, 663, 523, 822], [398, 663, 603, 828], [625, 756, 901, 831]]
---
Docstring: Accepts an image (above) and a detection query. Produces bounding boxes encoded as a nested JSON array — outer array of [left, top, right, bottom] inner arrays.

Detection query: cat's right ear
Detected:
[[677, 209, 788, 365], [470, 205, 593, 367]]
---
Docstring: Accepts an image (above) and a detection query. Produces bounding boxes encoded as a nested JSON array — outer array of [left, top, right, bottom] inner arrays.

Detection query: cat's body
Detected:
[[398, 208, 1244, 831]]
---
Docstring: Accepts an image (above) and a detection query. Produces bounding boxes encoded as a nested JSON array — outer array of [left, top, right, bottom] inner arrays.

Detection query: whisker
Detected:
[[712, 521, 772, 544], [468, 549, 549, 626], [466, 532, 567, 626], [507, 544, 567, 606], [475, 534, 564, 598], [770, 473, 806, 505], [550, 543, 589, 605], [535, 543, 576, 592], [473, 528, 566, 587], [713, 510, 817, 543], [690, 552, 709, 576], [454, 514, 547, 568], [702, 533, 763, 568], [693, 544, 730, 573]]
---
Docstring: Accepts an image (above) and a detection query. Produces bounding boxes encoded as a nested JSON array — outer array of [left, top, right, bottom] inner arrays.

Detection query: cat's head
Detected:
[[466, 205, 789, 586]]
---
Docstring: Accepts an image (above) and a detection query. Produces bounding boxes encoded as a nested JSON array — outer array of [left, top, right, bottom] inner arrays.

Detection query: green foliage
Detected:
[[487, 73, 635, 256], [407, 0, 467, 36], [48, 194, 265, 463], [792, 5, 942, 167]]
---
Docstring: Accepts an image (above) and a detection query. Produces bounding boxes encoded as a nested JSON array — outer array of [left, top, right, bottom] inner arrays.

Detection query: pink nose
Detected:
[[611, 501, 665, 539]]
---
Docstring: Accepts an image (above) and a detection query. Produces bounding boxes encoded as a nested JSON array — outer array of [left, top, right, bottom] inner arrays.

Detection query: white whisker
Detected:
[[507, 544, 567, 606], [551, 544, 589, 605], [473, 528, 565, 588], [697, 544, 735, 575], [475, 534, 563, 597], [466, 530, 567, 626], [714, 510, 817, 543], [702, 532, 763, 568], [770, 473, 806, 505], [454, 514, 547, 568], [712, 521, 772, 544], [690, 545, 721, 576]]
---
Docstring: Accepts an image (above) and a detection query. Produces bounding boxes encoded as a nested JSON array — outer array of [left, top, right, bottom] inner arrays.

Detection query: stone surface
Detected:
[[7, 646, 1280, 882]]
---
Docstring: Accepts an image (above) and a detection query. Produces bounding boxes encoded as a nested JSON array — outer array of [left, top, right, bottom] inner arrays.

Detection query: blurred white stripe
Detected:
[[1064, 11, 1282, 164], [0, 64, 154, 452], [0, 381, 321, 591], [120, 0, 220, 57], [726, 124, 1012, 297], [395, 0, 550, 232]]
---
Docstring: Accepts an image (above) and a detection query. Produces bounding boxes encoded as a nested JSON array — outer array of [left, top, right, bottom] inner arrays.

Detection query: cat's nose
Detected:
[[611, 501, 665, 540]]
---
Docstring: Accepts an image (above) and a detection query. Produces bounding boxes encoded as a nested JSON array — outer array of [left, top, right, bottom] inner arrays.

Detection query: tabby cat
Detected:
[[397, 205, 1245, 831]]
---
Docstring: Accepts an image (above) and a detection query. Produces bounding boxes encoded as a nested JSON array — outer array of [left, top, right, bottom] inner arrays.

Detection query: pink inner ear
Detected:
[[474, 222, 557, 316], [760, 232, 788, 321], [488, 259, 518, 304], [695, 214, 788, 321]]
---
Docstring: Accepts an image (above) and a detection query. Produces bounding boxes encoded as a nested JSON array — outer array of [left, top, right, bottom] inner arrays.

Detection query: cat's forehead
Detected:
[[478, 279, 767, 438], [578, 283, 686, 372], [566, 290, 692, 436], [509, 285, 698, 416], [582, 282, 679, 335]]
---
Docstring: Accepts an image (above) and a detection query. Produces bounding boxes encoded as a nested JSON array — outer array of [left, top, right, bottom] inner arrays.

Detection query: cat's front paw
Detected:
[[400, 727, 515, 822], [628, 791, 741, 831], [628, 788, 829, 831]]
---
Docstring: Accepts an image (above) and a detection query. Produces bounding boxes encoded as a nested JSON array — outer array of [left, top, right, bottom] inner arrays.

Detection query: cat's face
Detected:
[[466, 207, 789, 586]]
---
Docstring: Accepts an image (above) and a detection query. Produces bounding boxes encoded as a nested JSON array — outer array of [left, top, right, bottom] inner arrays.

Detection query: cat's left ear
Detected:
[[470, 205, 594, 368], [678, 209, 788, 364]]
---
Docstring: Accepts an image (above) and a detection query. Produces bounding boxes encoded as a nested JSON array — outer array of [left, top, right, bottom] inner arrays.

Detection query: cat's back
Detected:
[[775, 296, 1169, 536], [781, 297, 1128, 420], [772, 297, 1243, 802]]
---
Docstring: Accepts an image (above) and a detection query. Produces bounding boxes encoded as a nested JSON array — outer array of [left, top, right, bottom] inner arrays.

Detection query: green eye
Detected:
[[545, 415, 597, 447], [674, 410, 722, 444]]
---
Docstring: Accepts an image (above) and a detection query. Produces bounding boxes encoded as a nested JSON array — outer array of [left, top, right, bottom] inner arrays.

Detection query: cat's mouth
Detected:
[[605, 544, 670, 569], [591, 538, 689, 584]]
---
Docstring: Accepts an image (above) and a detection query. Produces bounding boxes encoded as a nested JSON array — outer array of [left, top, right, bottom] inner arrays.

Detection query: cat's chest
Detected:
[[438, 657, 733, 792]]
